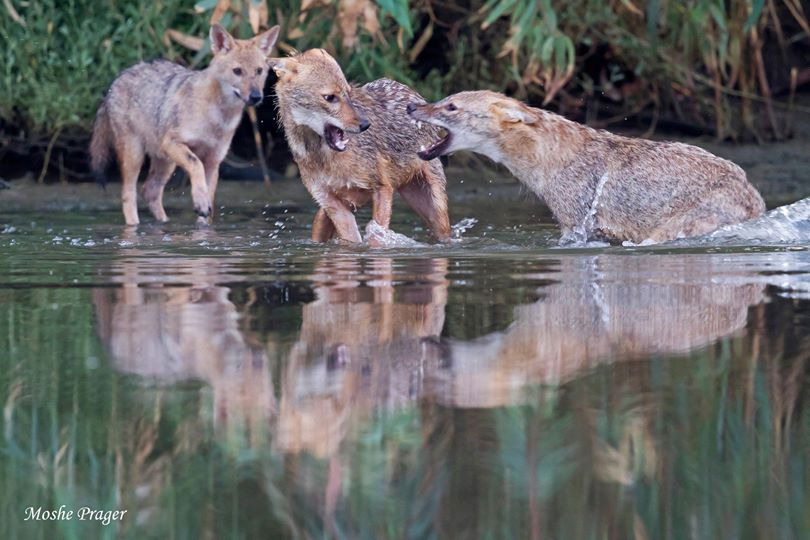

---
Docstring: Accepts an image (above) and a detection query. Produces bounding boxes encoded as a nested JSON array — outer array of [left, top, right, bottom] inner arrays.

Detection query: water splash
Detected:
[[451, 217, 478, 239], [708, 197, 810, 244], [364, 220, 426, 248], [562, 173, 610, 245]]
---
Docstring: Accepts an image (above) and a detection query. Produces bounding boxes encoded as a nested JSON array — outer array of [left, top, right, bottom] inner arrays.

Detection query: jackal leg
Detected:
[[161, 140, 212, 219], [117, 140, 145, 226], [312, 208, 336, 242], [317, 194, 362, 243], [142, 158, 176, 222], [205, 166, 219, 207], [202, 154, 224, 224], [371, 184, 394, 229], [398, 166, 451, 242]]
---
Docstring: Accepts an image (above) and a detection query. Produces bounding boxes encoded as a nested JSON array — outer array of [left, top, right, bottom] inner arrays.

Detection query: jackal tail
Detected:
[[89, 102, 113, 188]]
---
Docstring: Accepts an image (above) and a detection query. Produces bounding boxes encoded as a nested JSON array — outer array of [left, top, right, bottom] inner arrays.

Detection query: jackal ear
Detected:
[[268, 58, 298, 80], [254, 25, 280, 55], [495, 101, 540, 125], [210, 24, 236, 55]]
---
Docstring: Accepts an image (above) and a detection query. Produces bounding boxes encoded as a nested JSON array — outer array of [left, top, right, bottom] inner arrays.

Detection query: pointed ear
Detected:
[[495, 100, 541, 125], [268, 57, 298, 81], [254, 25, 280, 55], [210, 24, 235, 55]]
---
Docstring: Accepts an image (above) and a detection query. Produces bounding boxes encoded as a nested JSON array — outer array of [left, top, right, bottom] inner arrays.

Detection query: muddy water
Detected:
[[1, 179, 810, 539]]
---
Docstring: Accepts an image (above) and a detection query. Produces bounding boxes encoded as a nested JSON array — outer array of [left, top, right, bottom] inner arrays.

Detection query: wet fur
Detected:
[[271, 49, 451, 243], [410, 90, 766, 244]]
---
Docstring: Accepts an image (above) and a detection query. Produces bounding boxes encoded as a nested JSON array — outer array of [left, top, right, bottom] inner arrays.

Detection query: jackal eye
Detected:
[[323, 94, 338, 103], [256, 67, 263, 75], [233, 68, 243, 76], [445, 103, 457, 112]]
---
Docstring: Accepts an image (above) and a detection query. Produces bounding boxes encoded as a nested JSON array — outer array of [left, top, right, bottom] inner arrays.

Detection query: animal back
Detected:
[[357, 78, 443, 156], [105, 60, 196, 133]]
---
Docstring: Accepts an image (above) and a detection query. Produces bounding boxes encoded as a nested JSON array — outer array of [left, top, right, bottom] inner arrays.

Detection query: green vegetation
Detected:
[[1, 0, 808, 178], [0, 1, 203, 160]]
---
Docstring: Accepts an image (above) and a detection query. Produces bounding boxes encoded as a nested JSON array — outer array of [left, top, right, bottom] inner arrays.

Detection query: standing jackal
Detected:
[[408, 91, 766, 244], [269, 49, 451, 244], [90, 25, 279, 225]]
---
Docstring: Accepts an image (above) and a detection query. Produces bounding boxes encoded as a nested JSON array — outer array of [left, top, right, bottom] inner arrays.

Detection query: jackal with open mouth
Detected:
[[408, 91, 765, 244], [270, 49, 451, 244]]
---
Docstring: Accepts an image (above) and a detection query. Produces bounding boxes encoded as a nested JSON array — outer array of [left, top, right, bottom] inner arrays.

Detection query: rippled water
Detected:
[[1, 184, 810, 539]]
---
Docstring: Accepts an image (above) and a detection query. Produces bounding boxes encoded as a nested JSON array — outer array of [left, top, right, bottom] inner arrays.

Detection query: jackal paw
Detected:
[[193, 201, 213, 219], [191, 188, 212, 218]]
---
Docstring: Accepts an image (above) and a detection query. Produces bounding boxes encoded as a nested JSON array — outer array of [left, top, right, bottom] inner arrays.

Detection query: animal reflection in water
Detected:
[[93, 252, 764, 529], [277, 256, 449, 458], [280, 254, 765, 443], [431, 255, 765, 407], [92, 254, 275, 440], [95, 252, 764, 444]]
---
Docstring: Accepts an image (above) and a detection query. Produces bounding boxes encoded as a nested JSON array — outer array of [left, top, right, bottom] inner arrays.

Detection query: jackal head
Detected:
[[208, 24, 280, 106], [406, 91, 540, 161], [269, 49, 370, 152]]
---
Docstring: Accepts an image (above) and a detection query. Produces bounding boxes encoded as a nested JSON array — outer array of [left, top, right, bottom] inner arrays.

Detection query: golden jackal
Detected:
[[269, 49, 451, 244], [90, 24, 280, 225], [408, 91, 766, 244]]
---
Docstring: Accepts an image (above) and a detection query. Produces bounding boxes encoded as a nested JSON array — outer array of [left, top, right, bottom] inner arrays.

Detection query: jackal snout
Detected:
[[248, 89, 263, 105], [408, 92, 538, 160], [336, 97, 370, 134], [406, 101, 457, 160]]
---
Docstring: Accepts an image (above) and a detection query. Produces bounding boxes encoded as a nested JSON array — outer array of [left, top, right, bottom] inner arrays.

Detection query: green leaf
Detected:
[[194, 0, 218, 12], [744, 0, 765, 31], [646, 0, 659, 43], [709, 3, 726, 31], [376, 0, 413, 37], [540, 35, 554, 63], [483, 0, 519, 28], [554, 35, 567, 71], [541, 0, 557, 30], [512, 0, 539, 47]]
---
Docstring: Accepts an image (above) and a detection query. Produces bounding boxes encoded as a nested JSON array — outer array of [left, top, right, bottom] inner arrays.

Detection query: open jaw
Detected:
[[324, 123, 347, 152], [417, 128, 452, 161]]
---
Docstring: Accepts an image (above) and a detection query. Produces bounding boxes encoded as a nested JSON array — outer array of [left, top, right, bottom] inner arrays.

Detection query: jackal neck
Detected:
[[494, 114, 590, 196], [277, 103, 329, 167]]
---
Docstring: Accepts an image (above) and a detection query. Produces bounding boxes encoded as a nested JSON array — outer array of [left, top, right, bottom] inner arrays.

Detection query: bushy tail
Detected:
[[89, 101, 113, 188]]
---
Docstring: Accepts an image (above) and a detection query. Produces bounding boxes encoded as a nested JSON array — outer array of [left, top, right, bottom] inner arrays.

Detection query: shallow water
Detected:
[[2, 187, 810, 539]]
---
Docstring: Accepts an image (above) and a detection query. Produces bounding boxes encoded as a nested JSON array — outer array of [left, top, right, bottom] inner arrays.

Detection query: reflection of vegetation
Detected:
[[3, 0, 809, 178], [2, 286, 809, 538]]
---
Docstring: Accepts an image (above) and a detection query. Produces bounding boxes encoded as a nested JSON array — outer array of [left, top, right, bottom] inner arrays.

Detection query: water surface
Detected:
[[1, 186, 810, 539]]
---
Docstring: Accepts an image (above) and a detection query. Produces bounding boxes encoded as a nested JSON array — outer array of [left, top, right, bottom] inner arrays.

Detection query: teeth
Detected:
[[419, 145, 425, 151], [417, 121, 422, 129]]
